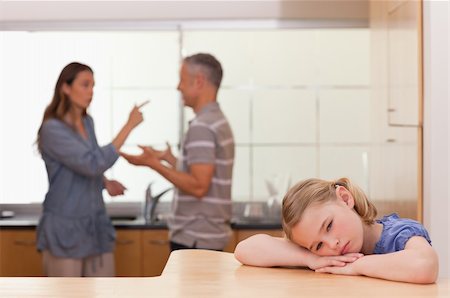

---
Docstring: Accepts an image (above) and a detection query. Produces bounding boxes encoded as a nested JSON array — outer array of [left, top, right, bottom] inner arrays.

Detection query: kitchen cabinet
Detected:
[[0, 229, 43, 276], [223, 232, 237, 253], [0, 227, 282, 277], [120, 229, 240, 277], [370, 0, 422, 128], [115, 229, 142, 277], [369, 0, 422, 221], [386, 0, 421, 126], [142, 230, 170, 277]]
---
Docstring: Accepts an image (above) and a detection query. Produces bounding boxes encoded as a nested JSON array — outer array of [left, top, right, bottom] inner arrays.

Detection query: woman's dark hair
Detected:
[[36, 62, 93, 152]]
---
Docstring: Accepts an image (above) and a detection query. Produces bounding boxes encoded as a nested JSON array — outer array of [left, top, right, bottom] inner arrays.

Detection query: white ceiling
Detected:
[[0, 0, 369, 22]]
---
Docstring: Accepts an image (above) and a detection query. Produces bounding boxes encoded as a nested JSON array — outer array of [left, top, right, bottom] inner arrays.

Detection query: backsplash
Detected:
[[0, 200, 282, 223]]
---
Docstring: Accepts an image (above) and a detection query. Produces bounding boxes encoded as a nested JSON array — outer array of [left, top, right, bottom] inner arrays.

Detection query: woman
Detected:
[[36, 62, 147, 277]]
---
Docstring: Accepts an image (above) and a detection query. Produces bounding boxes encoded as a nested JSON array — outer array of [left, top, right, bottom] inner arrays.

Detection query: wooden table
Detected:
[[0, 250, 448, 297]]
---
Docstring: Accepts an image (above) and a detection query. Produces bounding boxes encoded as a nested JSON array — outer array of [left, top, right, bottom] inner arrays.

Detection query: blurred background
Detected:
[[0, 0, 448, 278]]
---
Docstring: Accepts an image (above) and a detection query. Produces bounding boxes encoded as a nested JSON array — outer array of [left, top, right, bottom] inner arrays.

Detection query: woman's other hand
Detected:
[[104, 179, 127, 196]]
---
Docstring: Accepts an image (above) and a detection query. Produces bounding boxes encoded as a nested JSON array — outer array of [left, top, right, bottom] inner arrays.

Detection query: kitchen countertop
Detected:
[[0, 215, 282, 230], [0, 250, 448, 297]]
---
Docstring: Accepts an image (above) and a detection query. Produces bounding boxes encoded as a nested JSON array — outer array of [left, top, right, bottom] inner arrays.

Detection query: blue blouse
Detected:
[[36, 116, 119, 258], [373, 213, 432, 254]]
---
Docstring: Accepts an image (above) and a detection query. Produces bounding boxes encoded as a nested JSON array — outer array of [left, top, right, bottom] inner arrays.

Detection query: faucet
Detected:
[[143, 183, 173, 224]]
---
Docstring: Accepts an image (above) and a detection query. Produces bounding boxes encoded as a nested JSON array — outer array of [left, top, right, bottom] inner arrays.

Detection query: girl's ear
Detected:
[[335, 186, 355, 209]]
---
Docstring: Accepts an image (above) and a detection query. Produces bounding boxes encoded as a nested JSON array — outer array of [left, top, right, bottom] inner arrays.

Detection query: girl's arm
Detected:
[[234, 234, 363, 269], [317, 236, 438, 284]]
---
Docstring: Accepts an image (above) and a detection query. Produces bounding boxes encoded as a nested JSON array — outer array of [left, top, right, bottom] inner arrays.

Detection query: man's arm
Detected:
[[121, 146, 214, 199], [152, 162, 214, 199]]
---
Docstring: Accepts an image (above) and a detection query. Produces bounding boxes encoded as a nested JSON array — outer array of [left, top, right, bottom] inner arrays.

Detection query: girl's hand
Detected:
[[307, 253, 364, 270], [104, 179, 127, 196], [315, 256, 364, 276], [127, 101, 149, 129]]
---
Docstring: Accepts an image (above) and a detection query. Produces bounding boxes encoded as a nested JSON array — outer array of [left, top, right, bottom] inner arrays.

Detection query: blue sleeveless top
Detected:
[[373, 213, 432, 254]]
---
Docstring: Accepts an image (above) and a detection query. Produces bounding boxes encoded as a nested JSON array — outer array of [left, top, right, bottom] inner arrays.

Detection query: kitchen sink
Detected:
[[109, 215, 138, 221]]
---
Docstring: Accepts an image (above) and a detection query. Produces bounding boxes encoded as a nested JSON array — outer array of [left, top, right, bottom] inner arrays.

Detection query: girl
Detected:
[[36, 62, 147, 276], [234, 178, 438, 284]]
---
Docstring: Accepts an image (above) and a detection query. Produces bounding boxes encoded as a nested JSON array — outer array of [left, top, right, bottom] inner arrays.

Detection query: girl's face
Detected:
[[291, 187, 364, 256], [63, 70, 94, 110]]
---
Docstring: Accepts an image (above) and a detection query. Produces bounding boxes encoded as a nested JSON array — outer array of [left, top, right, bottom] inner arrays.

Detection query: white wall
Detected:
[[0, 28, 370, 204], [423, 0, 450, 278]]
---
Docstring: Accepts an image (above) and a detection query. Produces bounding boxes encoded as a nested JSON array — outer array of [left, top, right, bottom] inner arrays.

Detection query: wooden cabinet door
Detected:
[[387, 0, 421, 126], [142, 230, 170, 277], [114, 229, 142, 277], [235, 229, 284, 244], [370, 0, 422, 221], [0, 229, 43, 276], [223, 231, 236, 253]]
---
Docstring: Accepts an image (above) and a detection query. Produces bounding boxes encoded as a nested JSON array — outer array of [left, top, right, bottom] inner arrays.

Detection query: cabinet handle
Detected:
[[14, 239, 35, 246], [116, 239, 134, 245], [387, 108, 396, 112], [148, 239, 169, 245]]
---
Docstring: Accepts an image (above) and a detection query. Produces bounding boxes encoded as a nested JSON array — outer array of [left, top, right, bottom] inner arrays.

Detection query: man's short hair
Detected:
[[184, 53, 223, 89]]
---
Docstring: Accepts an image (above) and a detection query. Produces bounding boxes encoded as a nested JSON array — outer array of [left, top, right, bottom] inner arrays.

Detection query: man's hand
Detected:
[[104, 179, 127, 196], [152, 142, 176, 167], [120, 145, 160, 168], [307, 253, 364, 270]]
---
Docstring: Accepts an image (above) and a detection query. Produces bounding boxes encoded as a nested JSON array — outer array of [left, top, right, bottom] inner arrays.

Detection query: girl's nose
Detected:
[[325, 237, 340, 250]]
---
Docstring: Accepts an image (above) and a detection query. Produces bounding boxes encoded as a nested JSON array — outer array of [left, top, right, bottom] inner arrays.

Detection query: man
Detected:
[[122, 53, 235, 251]]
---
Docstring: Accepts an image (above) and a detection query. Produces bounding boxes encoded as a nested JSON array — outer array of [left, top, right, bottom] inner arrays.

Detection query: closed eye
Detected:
[[326, 220, 333, 232], [316, 242, 322, 251]]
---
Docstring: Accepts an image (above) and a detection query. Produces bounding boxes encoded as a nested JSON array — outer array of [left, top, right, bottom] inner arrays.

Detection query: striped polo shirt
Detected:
[[168, 102, 235, 250]]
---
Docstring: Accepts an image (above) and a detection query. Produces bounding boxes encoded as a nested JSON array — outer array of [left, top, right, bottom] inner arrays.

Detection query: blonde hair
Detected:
[[282, 177, 377, 241]]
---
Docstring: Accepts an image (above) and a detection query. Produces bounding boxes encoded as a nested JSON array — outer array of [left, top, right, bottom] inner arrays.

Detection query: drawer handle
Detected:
[[116, 239, 134, 245], [14, 239, 35, 246], [148, 239, 169, 245]]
